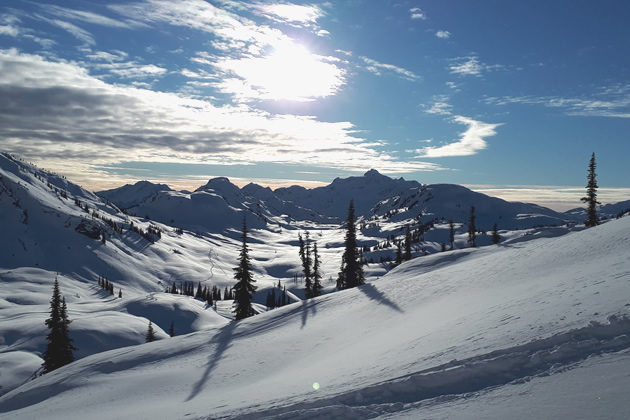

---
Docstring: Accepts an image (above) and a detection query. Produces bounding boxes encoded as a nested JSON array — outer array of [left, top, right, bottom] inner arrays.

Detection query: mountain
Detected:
[[100, 169, 580, 234], [1, 208, 629, 419], [97, 180, 172, 209]]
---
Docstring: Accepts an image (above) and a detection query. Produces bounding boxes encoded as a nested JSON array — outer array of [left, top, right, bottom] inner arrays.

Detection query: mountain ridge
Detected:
[[97, 168, 581, 231]]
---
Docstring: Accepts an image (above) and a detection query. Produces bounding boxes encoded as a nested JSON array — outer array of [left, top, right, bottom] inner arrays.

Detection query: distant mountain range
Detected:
[[98, 167, 584, 232]]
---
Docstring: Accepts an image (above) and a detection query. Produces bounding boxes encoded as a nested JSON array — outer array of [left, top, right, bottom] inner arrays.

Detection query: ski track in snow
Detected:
[[222, 316, 630, 420]]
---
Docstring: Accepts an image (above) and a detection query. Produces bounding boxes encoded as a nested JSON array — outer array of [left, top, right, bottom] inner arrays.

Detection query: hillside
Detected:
[[1, 213, 629, 419]]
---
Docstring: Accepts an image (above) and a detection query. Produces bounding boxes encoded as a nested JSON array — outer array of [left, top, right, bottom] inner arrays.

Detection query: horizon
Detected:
[[1, 1, 629, 212], [74, 166, 626, 213]]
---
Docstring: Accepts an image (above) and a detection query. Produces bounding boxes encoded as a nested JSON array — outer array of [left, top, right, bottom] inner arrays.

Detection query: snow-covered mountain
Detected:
[[99, 168, 580, 234], [1, 152, 629, 419], [97, 180, 172, 209]]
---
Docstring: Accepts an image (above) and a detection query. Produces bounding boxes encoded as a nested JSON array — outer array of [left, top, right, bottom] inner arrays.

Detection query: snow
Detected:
[[1, 214, 629, 419], [1, 153, 629, 419]]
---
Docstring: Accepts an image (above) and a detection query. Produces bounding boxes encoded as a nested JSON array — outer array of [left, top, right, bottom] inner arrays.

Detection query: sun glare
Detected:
[[221, 42, 345, 101]]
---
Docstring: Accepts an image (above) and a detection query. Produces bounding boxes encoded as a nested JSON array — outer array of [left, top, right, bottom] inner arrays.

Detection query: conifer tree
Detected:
[[492, 223, 500, 244], [337, 200, 364, 289], [395, 241, 403, 266], [42, 278, 77, 374], [312, 242, 323, 297], [169, 321, 175, 337], [404, 227, 412, 261], [299, 232, 313, 298], [581, 152, 600, 227], [449, 219, 455, 250], [468, 206, 477, 247], [146, 321, 155, 343], [233, 217, 257, 320]]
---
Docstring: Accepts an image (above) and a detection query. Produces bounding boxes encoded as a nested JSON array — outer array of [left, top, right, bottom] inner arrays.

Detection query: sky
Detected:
[[0, 0, 629, 211]]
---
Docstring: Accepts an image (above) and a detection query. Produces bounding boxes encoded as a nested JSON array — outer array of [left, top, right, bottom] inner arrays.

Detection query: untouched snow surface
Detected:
[[1, 216, 629, 419]]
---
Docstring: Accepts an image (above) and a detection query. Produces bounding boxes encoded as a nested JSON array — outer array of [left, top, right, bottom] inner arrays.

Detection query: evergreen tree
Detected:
[[233, 217, 257, 320], [312, 242, 323, 297], [404, 227, 412, 261], [146, 321, 156, 343], [42, 278, 77, 374], [337, 200, 365, 289], [449, 219, 455, 250], [395, 241, 403, 266], [492, 223, 500, 244], [581, 152, 601, 227], [299, 232, 313, 298], [169, 321, 175, 337], [468, 206, 477, 247]]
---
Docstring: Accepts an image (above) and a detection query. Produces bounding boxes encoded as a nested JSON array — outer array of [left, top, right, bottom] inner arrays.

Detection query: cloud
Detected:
[[0, 24, 19, 37], [449, 56, 508, 77], [484, 85, 630, 118], [110, 0, 345, 102], [436, 30, 451, 39], [449, 56, 483, 76], [0, 50, 441, 186], [39, 4, 142, 29], [409, 7, 427, 20], [415, 116, 502, 157], [425, 97, 453, 115], [41, 18, 95, 45], [253, 3, 325, 25], [359, 56, 419, 81], [466, 185, 630, 212]]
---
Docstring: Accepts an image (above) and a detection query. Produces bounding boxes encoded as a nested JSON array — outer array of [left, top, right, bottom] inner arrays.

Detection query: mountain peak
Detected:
[[364, 169, 386, 178]]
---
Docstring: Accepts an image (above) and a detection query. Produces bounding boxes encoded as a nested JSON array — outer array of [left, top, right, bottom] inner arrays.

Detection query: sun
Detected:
[[222, 42, 345, 102]]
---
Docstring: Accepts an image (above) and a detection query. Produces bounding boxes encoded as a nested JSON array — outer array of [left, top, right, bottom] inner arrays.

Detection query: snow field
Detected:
[[1, 216, 628, 419]]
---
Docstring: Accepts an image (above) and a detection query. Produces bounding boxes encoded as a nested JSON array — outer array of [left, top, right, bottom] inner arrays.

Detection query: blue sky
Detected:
[[1, 0, 629, 210]]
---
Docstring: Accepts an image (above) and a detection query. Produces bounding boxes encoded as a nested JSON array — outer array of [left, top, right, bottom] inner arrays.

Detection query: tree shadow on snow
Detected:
[[185, 321, 237, 402], [301, 299, 318, 329], [358, 283, 404, 313]]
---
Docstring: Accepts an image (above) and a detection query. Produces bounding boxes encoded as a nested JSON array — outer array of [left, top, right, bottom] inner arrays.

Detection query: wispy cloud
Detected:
[[449, 55, 508, 77], [359, 56, 419, 81], [424, 95, 453, 115], [409, 7, 427, 20], [436, 30, 451, 39], [484, 85, 630, 118], [40, 17, 95, 45], [40, 4, 142, 29], [449, 56, 484, 76], [415, 116, 502, 157], [0, 14, 20, 37], [0, 50, 440, 186], [253, 3, 325, 25], [110, 0, 345, 101]]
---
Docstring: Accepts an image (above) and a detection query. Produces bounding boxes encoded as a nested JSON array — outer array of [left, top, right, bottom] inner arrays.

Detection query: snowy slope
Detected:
[[1, 215, 628, 419]]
